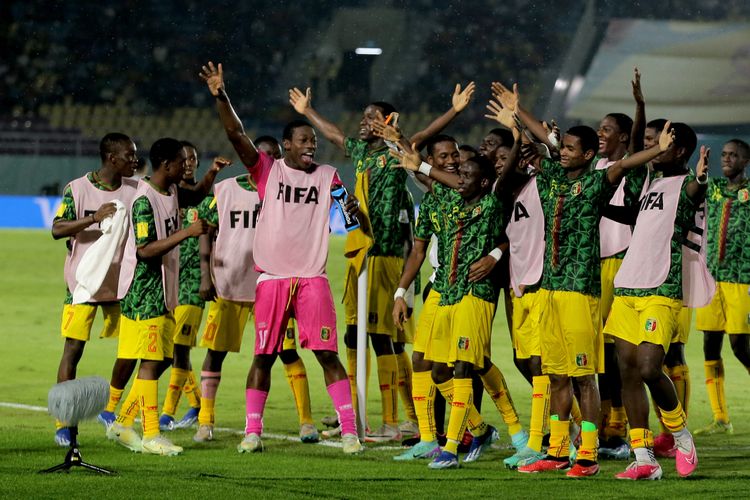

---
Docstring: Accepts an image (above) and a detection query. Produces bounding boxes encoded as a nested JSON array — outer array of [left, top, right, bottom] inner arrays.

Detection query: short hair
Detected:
[[180, 140, 198, 152], [424, 134, 457, 157], [99, 132, 131, 162], [565, 125, 599, 156], [726, 138, 750, 159], [459, 144, 478, 156], [605, 113, 633, 139], [255, 135, 280, 148], [671, 122, 697, 161], [488, 128, 515, 148], [282, 120, 313, 141], [149, 137, 184, 171], [369, 101, 397, 118], [466, 154, 497, 184], [646, 118, 667, 131]]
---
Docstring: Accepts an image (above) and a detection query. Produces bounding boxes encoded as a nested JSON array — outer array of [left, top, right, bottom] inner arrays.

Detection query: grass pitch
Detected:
[[1, 230, 749, 499]]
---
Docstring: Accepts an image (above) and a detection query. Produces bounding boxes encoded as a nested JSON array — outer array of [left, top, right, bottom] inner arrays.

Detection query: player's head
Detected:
[[495, 145, 513, 175], [150, 137, 188, 183], [560, 126, 598, 169], [100, 132, 138, 177], [180, 140, 199, 181], [651, 122, 696, 169], [425, 134, 459, 173], [256, 135, 282, 159], [721, 138, 750, 178], [458, 154, 495, 201], [479, 128, 514, 162], [360, 101, 397, 142], [459, 144, 478, 163], [643, 118, 667, 150], [598, 113, 632, 157], [282, 120, 316, 169]]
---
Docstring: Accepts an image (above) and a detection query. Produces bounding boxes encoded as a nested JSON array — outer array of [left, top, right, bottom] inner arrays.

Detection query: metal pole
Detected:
[[356, 260, 368, 439]]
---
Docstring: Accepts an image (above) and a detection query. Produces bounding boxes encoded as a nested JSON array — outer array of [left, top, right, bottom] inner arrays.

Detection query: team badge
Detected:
[[738, 189, 749, 203], [181, 325, 192, 337], [320, 327, 331, 341], [575, 353, 588, 367], [472, 206, 482, 217], [186, 208, 199, 224], [378, 155, 387, 168], [457, 337, 470, 350], [570, 181, 582, 197], [286, 328, 295, 340], [645, 318, 658, 332]]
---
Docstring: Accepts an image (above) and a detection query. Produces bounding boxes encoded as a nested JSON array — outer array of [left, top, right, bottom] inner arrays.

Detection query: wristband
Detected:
[[418, 162, 433, 177], [489, 248, 503, 261], [91, 214, 98, 224], [393, 287, 407, 300], [696, 175, 708, 185]]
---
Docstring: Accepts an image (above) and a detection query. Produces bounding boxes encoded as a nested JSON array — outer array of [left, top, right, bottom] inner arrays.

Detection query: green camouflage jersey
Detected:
[[415, 191, 445, 295], [537, 160, 617, 296], [617, 175, 700, 299], [120, 196, 168, 320], [345, 138, 413, 257], [704, 177, 750, 284], [431, 184, 504, 306], [177, 205, 203, 308]]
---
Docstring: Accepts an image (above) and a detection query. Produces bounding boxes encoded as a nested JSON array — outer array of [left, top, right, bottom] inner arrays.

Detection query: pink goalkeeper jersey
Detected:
[[506, 176, 545, 297], [247, 152, 341, 278], [63, 174, 138, 302], [212, 176, 261, 301]]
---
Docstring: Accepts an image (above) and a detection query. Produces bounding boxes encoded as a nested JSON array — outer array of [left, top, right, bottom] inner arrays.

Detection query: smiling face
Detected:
[[597, 115, 624, 157], [478, 132, 504, 162], [359, 105, 384, 142], [283, 125, 317, 169], [183, 145, 198, 181], [428, 140, 460, 174], [111, 140, 138, 177], [164, 147, 189, 183]]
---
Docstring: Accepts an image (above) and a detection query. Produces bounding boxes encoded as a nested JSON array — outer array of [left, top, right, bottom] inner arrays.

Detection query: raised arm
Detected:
[[200, 62, 259, 168], [686, 145, 710, 202], [289, 87, 346, 150], [389, 142, 461, 190], [491, 82, 557, 151], [183, 156, 232, 202], [607, 121, 674, 185], [409, 82, 476, 149], [629, 67, 645, 153]]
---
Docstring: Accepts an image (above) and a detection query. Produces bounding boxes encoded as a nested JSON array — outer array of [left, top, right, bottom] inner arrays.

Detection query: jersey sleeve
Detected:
[[132, 196, 157, 247], [197, 194, 218, 227], [344, 137, 359, 158], [53, 184, 77, 222], [414, 195, 434, 240]]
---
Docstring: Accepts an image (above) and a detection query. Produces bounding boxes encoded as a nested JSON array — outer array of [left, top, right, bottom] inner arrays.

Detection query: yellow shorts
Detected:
[[117, 313, 175, 361], [413, 288, 441, 355], [600, 257, 623, 343], [604, 295, 683, 353], [696, 282, 750, 334], [61, 302, 120, 341], [427, 294, 495, 369], [173, 304, 204, 347], [511, 290, 542, 359], [540, 290, 603, 377], [199, 297, 252, 353], [675, 307, 692, 344], [283, 318, 298, 351], [344, 255, 414, 342]]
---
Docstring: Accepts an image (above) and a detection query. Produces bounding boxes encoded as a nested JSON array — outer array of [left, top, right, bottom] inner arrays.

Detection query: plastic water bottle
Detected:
[[331, 185, 360, 232]]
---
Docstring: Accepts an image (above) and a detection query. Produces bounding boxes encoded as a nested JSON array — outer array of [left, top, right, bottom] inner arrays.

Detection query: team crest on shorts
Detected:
[[645, 318, 658, 332], [457, 337, 470, 350], [575, 353, 588, 367], [570, 181, 582, 197], [181, 325, 192, 336], [738, 189, 749, 203], [320, 327, 331, 341]]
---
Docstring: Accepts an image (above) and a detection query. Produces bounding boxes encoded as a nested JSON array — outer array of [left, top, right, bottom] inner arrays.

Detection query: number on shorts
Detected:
[[148, 331, 158, 353], [204, 321, 217, 341], [63, 311, 75, 330]]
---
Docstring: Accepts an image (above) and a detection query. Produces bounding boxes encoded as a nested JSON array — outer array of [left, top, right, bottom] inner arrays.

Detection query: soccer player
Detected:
[[159, 141, 205, 432], [201, 61, 362, 454], [694, 138, 750, 435], [604, 124, 707, 480], [51, 132, 140, 446], [290, 82, 475, 441], [107, 138, 226, 455]]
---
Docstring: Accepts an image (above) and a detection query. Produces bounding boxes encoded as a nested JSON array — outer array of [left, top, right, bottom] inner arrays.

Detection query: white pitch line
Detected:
[[0, 401, 403, 450]]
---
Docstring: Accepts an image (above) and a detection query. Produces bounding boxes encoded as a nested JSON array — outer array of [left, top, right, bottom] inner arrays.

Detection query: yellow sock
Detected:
[[480, 364, 521, 435], [652, 397, 668, 434], [346, 347, 370, 415], [629, 428, 654, 451], [577, 422, 598, 462], [106, 385, 124, 413], [377, 354, 399, 427], [198, 397, 215, 426], [116, 381, 141, 426], [161, 368, 188, 417], [183, 370, 201, 409], [659, 403, 687, 433], [668, 364, 690, 416], [55, 419, 64, 430], [444, 378, 474, 455], [548, 417, 570, 458], [570, 397, 582, 425], [412, 371, 436, 442], [396, 350, 417, 422], [704, 360, 729, 422], [139, 378, 159, 439], [283, 358, 313, 426], [528, 375, 550, 452]]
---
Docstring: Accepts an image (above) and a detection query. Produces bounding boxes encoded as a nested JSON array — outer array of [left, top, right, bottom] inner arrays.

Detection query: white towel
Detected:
[[72, 199, 128, 304]]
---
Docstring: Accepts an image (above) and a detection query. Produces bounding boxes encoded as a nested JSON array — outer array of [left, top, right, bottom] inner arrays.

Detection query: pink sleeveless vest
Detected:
[[596, 157, 635, 258], [253, 159, 337, 277], [118, 180, 180, 310], [506, 176, 545, 297], [63, 175, 138, 302], [682, 203, 716, 307], [212, 176, 261, 301]]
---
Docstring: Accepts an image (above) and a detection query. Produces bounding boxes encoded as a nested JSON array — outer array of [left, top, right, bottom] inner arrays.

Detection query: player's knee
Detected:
[[431, 364, 452, 384], [313, 349, 340, 370], [393, 342, 405, 355], [252, 354, 277, 371], [638, 362, 663, 383], [371, 334, 394, 356], [63, 338, 86, 359], [279, 349, 300, 365], [729, 335, 750, 364], [344, 327, 357, 349], [204, 349, 227, 371]]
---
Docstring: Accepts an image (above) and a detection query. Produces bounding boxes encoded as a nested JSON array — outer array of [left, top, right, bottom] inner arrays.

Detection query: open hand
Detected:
[[658, 120, 675, 152], [491, 81, 520, 112], [452, 82, 476, 113], [631, 67, 644, 105], [696, 145, 710, 181], [289, 87, 311, 114], [388, 142, 422, 171], [372, 111, 402, 142], [485, 97, 516, 129], [199, 62, 225, 97]]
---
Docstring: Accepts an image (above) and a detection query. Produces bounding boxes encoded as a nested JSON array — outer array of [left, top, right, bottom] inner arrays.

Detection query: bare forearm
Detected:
[[302, 108, 345, 149], [398, 242, 428, 289], [137, 229, 192, 259], [517, 105, 556, 150], [426, 166, 460, 190], [630, 102, 645, 153], [215, 90, 258, 166], [51, 216, 97, 239], [409, 107, 459, 150]]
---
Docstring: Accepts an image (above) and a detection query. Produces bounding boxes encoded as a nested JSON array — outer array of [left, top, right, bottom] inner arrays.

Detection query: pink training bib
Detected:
[[506, 176, 545, 297], [596, 158, 636, 258], [682, 203, 716, 307]]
